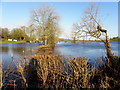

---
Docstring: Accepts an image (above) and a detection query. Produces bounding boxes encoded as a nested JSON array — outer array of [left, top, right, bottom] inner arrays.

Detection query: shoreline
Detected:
[[0, 41, 25, 44], [0, 40, 119, 45]]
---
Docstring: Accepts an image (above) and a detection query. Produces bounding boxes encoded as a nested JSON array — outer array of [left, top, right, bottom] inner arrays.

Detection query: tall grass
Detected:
[[2, 55, 120, 89], [94, 56, 120, 88], [16, 54, 94, 88]]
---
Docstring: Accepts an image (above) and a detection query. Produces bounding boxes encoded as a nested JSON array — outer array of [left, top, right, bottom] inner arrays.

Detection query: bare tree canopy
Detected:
[[72, 3, 114, 59], [30, 5, 61, 46]]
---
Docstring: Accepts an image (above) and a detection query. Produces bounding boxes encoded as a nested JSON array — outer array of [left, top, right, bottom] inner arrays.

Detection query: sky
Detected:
[[0, 2, 118, 39]]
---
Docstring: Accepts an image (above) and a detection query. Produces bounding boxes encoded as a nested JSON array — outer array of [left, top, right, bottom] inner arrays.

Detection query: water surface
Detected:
[[0, 41, 119, 69], [0, 43, 41, 69], [55, 41, 119, 59]]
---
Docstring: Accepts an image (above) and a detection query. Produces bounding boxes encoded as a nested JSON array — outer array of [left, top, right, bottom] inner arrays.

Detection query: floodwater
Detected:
[[55, 41, 119, 59], [0, 43, 41, 69], [0, 41, 119, 69]]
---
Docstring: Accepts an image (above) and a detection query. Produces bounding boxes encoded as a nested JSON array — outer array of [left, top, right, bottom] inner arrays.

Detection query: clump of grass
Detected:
[[92, 56, 120, 88], [67, 57, 94, 88], [34, 55, 64, 88], [37, 45, 54, 55], [16, 54, 94, 88], [16, 54, 119, 88]]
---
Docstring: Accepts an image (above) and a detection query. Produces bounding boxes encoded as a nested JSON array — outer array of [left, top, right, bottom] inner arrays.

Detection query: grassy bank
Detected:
[[59, 38, 120, 42], [110, 38, 120, 42], [0, 41, 25, 44]]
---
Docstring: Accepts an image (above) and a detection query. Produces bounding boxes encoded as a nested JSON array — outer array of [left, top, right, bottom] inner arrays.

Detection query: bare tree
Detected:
[[31, 5, 60, 46], [72, 23, 84, 43], [73, 3, 114, 60], [28, 24, 36, 41]]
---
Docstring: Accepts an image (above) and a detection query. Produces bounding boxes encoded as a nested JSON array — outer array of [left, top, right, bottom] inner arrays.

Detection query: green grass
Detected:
[[59, 38, 120, 42], [110, 38, 120, 42], [58, 38, 72, 41], [0, 41, 24, 44]]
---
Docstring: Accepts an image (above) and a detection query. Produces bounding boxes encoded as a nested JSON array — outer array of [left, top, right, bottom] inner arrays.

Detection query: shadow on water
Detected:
[[2, 58, 39, 89], [24, 58, 39, 88]]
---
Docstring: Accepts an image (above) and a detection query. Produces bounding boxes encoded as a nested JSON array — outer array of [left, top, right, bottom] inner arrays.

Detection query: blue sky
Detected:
[[0, 2, 118, 38]]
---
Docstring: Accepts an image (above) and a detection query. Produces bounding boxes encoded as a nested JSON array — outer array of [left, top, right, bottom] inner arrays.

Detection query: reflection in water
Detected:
[[1, 47, 9, 52], [11, 47, 25, 54], [0, 43, 41, 70]]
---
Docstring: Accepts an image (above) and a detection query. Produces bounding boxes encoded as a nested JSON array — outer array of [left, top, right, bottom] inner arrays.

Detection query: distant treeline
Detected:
[[59, 38, 120, 42], [110, 37, 120, 42], [0, 27, 31, 41]]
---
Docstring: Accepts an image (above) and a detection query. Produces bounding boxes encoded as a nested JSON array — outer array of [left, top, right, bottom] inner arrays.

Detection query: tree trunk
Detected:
[[44, 36, 47, 45], [99, 27, 114, 59], [104, 31, 114, 59], [73, 37, 76, 43]]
